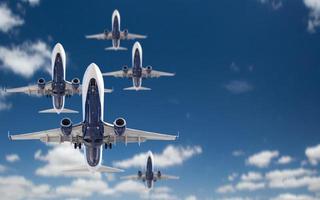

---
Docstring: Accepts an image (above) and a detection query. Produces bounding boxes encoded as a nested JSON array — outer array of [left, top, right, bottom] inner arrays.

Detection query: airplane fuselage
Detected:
[[111, 10, 121, 48], [82, 64, 105, 169], [131, 43, 143, 88], [145, 154, 154, 188], [51, 44, 67, 112]]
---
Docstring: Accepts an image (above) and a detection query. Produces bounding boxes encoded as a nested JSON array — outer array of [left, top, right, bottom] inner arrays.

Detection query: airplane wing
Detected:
[[102, 69, 132, 78], [156, 174, 180, 180], [65, 81, 82, 95], [63, 165, 124, 173], [121, 32, 147, 40], [121, 174, 145, 180], [103, 123, 177, 144], [142, 68, 175, 78], [6, 82, 52, 96], [85, 32, 111, 40], [9, 123, 83, 143]]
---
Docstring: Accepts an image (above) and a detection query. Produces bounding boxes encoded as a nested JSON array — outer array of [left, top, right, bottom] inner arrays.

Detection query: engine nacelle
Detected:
[[113, 118, 126, 136], [157, 171, 161, 178], [104, 29, 109, 36], [146, 66, 152, 74], [138, 171, 142, 178], [37, 78, 46, 90], [60, 118, 72, 136], [123, 29, 129, 37], [71, 78, 80, 90], [122, 65, 128, 73]]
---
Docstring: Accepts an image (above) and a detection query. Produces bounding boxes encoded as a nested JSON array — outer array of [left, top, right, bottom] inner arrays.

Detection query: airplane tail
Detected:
[[105, 46, 127, 51], [39, 108, 78, 114], [63, 165, 124, 173], [123, 86, 151, 91]]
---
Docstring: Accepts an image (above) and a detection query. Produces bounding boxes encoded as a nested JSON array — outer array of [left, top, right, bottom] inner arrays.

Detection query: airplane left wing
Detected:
[[121, 174, 145, 180], [9, 124, 83, 143], [103, 123, 177, 144], [142, 68, 175, 78], [63, 165, 124, 173], [85, 33, 111, 40], [121, 32, 147, 40]]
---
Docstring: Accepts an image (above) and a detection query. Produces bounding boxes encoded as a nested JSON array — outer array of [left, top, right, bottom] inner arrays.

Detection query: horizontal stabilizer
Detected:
[[123, 86, 151, 91], [105, 46, 127, 51], [63, 165, 124, 173], [39, 108, 78, 114], [104, 88, 113, 93]]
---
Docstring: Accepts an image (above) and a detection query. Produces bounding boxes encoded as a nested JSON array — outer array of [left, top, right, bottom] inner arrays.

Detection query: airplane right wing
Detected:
[[9, 123, 83, 143], [121, 174, 145, 180], [63, 165, 124, 173], [122, 32, 147, 40], [85, 32, 112, 40], [102, 69, 132, 78], [156, 174, 180, 180], [6, 82, 52, 96]]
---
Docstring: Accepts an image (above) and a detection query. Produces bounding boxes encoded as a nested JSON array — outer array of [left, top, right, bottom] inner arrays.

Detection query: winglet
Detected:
[[8, 131, 11, 141]]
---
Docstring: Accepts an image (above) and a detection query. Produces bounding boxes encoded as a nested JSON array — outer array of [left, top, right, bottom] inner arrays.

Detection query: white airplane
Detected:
[[103, 42, 175, 91], [122, 151, 179, 189], [5, 43, 95, 114], [85, 9, 147, 51], [9, 63, 177, 173]]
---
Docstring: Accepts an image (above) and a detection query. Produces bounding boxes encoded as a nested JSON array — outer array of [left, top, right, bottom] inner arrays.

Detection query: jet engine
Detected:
[[60, 118, 72, 136], [37, 78, 46, 90], [157, 171, 161, 178], [146, 66, 152, 74], [122, 65, 128, 73], [123, 29, 129, 37], [138, 170, 142, 178], [113, 117, 126, 136], [104, 29, 109, 36], [71, 78, 80, 90]]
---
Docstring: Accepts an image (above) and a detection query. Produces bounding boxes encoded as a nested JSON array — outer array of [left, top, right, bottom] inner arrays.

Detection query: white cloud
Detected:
[[241, 172, 263, 181], [216, 184, 235, 194], [113, 145, 202, 169], [0, 4, 24, 33], [224, 80, 254, 94], [185, 195, 197, 200], [34, 144, 101, 178], [258, 0, 283, 10], [271, 193, 318, 200], [22, 0, 41, 7], [0, 165, 6, 173], [246, 150, 279, 168], [304, 0, 320, 33], [6, 154, 20, 163], [0, 40, 51, 78], [277, 156, 293, 165], [235, 181, 265, 191], [0, 90, 11, 111], [306, 144, 320, 165], [232, 150, 245, 157], [228, 173, 238, 181]]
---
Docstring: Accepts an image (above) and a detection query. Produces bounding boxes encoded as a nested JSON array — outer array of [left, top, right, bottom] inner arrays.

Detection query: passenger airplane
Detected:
[[103, 42, 175, 91], [9, 63, 177, 173], [85, 9, 147, 51], [5, 43, 92, 114], [121, 151, 179, 189]]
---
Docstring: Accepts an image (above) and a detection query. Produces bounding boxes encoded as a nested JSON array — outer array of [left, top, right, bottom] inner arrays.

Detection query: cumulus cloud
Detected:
[[232, 150, 245, 157], [304, 0, 320, 33], [113, 145, 202, 169], [246, 150, 279, 168], [228, 173, 238, 181], [224, 80, 254, 94], [34, 144, 101, 178], [0, 4, 24, 33], [258, 0, 283, 10], [277, 156, 293, 165], [216, 184, 235, 194], [6, 154, 20, 163], [185, 195, 197, 200], [306, 144, 320, 165], [0, 90, 11, 111], [271, 193, 318, 200], [241, 172, 263, 181], [22, 0, 41, 7], [235, 181, 265, 191], [0, 40, 51, 78]]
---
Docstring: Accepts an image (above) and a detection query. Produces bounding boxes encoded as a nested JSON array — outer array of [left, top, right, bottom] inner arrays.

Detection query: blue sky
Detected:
[[1, 0, 320, 199]]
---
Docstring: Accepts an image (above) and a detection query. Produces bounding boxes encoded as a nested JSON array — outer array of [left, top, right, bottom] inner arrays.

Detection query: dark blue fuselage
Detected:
[[145, 156, 154, 188], [112, 15, 120, 48], [52, 53, 66, 110], [83, 78, 104, 167], [132, 48, 142, 88]]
